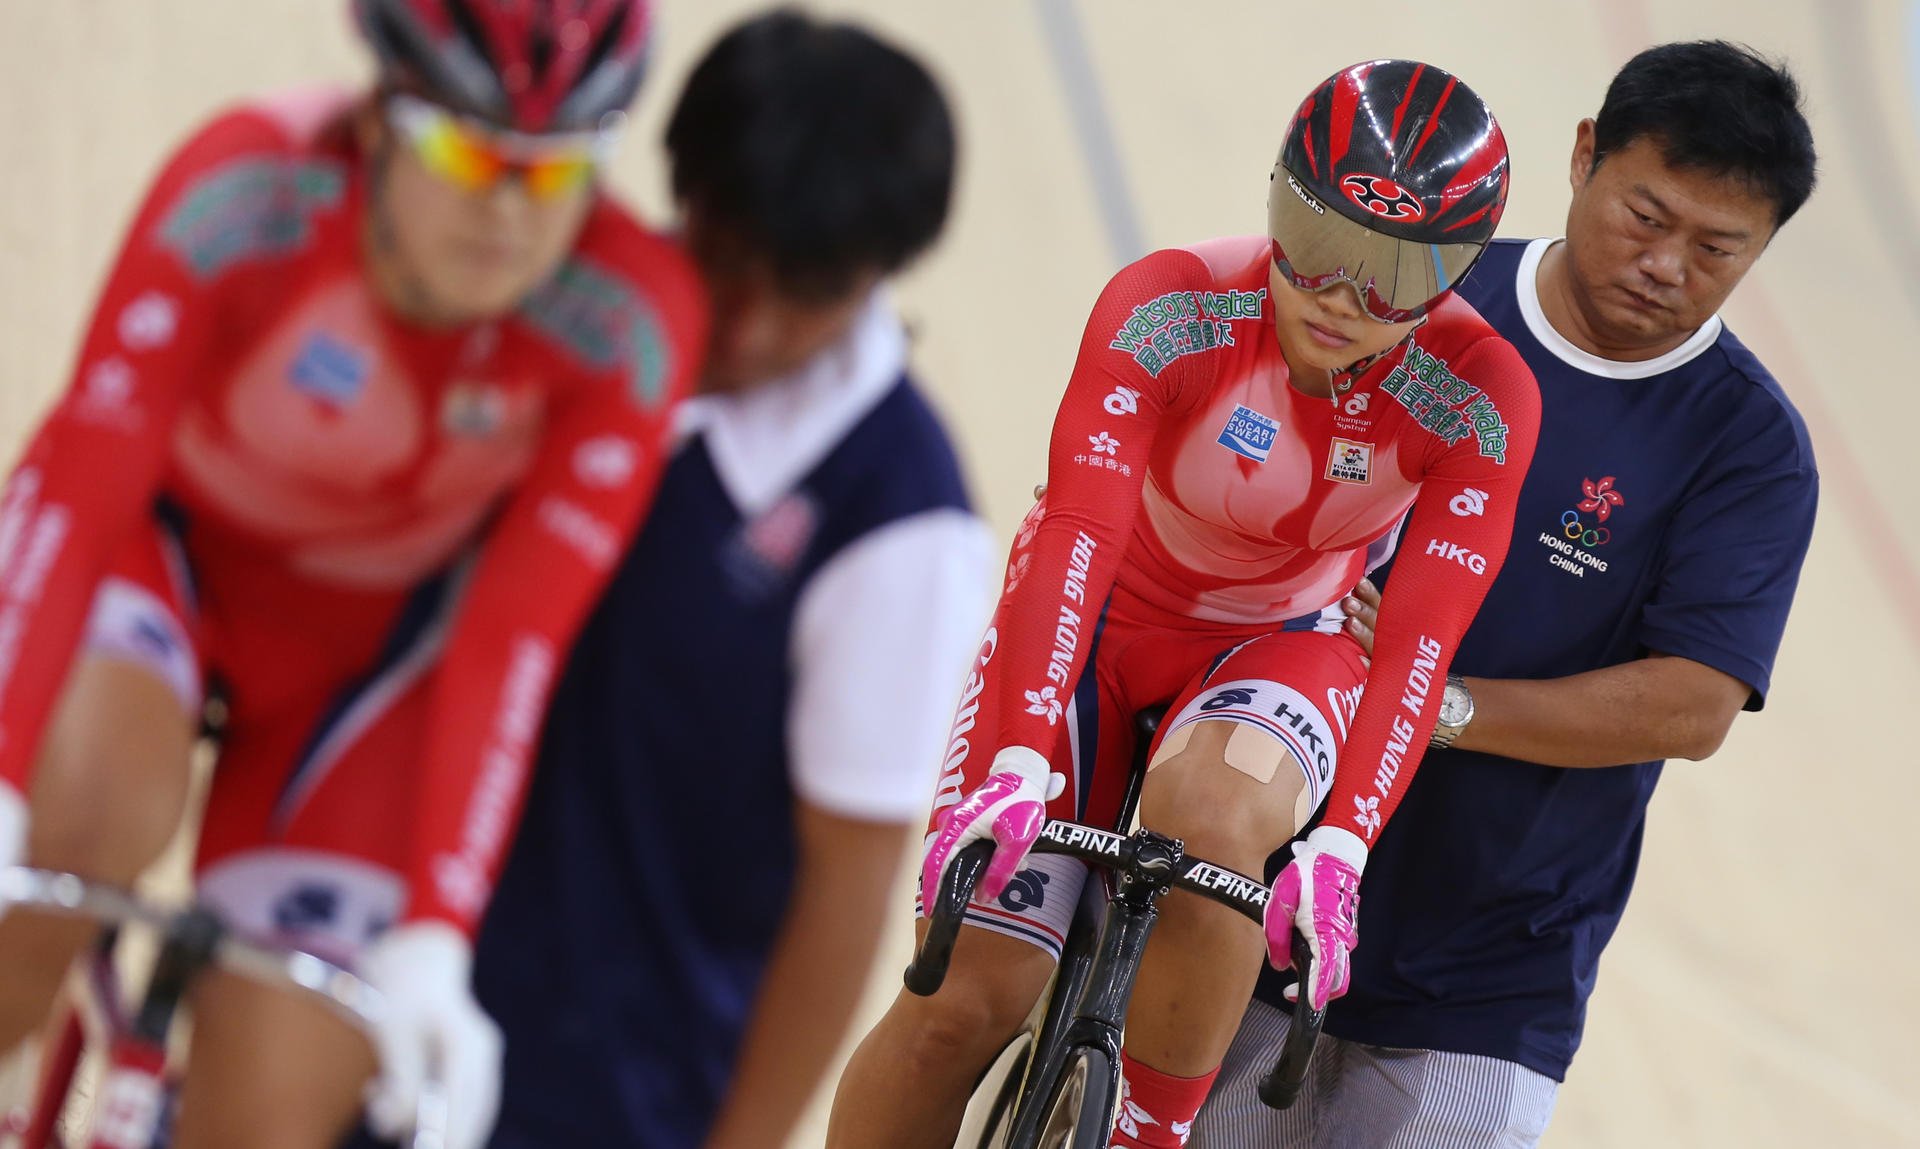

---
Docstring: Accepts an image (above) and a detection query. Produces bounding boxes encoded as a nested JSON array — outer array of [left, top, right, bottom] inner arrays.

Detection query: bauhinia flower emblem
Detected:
[[1352, 794, 1382, 837], [1024, 685, 1063, 725], [1578, 476, 1624, 522]]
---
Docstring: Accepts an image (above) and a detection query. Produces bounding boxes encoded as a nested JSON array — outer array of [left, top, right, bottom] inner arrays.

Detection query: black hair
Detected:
[[665, 9, 957, 300], [1592, 40, 1817, 228]]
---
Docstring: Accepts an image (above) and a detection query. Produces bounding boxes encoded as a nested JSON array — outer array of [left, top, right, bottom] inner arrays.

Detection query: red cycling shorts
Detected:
[[79, 511, 464, 964]]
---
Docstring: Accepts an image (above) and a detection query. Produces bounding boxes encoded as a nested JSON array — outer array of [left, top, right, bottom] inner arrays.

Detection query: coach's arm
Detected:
[[1341, 579, 1751, 766], [700, 510, 994, 1149], [701, 806, 917, 1149]]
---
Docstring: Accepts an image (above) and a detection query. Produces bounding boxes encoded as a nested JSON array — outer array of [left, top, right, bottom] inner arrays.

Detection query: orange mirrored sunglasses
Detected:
[[386, 93, 618, 200]]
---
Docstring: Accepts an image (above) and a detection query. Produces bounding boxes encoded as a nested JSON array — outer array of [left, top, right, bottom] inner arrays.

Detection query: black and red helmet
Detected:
[[1268, 59, 1511, 323], [354, 0, 651, 134]]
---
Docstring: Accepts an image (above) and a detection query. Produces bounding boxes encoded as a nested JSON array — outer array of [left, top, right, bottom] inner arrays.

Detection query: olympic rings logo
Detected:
[[1561, 509, 1611, 547]]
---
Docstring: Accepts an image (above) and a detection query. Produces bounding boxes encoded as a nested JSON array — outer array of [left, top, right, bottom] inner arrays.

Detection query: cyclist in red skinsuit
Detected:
[[829, 62, 1539, 1149], [0, 5, 700, 1149], [939, 232, 1532, 878]]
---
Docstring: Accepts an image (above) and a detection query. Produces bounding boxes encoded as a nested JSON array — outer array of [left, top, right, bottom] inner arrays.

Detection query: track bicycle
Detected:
[[910, 708, 1323, 1149], [0, 866, 443, 1149]]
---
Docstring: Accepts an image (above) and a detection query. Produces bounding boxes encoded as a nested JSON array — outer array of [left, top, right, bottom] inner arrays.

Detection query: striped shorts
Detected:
[[1188, 999, 1560, 1149]]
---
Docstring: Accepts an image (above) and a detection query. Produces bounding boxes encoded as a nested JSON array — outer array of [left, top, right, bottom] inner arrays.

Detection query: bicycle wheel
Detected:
[[967, 1034, 1031, 1149], [1031, 1045, 1115, 1149], [995, 879, 1101, 1149]]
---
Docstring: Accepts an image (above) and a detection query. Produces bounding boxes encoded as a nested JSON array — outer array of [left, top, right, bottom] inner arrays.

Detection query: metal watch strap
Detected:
[[1428, 673, 1471, 750]]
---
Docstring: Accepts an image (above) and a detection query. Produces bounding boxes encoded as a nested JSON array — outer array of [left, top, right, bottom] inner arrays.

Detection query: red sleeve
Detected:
[[1323, 333, 1541, 847], [0, 110, 295, 789], [984, 248, 1228, 768], [406, 241, 707, 934]]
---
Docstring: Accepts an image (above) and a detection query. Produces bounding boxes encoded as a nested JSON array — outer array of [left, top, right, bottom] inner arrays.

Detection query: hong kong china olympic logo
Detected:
[[1562, 475, 1625, 546]]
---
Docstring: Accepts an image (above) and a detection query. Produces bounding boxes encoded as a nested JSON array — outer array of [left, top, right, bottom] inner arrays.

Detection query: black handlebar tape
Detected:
[[904, 840, 995, 996], [1257, 930, 1328, 1110]]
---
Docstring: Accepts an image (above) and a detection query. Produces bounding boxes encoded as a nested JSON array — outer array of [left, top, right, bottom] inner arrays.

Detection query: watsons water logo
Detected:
[[520, 258, 674, 407], [1379, 343, 1510, 463], [1216, 404, 1279, 463], [158, 159, 346, 279], [1108, 287, 1264, 378], [1325, 682, 1364, 741]]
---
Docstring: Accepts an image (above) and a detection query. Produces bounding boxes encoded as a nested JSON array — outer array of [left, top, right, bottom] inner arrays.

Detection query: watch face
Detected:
[[1439, 685, 1472, 727]]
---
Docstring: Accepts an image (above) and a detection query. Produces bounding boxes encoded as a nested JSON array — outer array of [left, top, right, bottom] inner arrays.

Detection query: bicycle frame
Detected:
[[0, 867, 420, 1149], [1018, 826, 1183, 1147], [908, 713, 1325, 1147]]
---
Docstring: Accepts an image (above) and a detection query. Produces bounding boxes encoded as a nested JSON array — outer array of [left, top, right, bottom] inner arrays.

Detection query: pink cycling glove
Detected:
[[922, 746, 1065, 906], [1265, 825, 1367, 1011]]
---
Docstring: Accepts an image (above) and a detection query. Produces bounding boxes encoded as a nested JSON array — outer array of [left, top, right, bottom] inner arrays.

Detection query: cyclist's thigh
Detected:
[[25, 518, 203, 879], [925, 590, 1261, 963], [919, 607, 1185, 960], [922, 741, 1090, 964], [1143, 630, 1368, 850], [173, 967, 377, 1149], [1316, 1044, 1559, 1149], [1187, 997, 1324, 1148], [919, 585, 1090, 960], [194, 667, 425, 966], [192, 556, 463, 960], [183, 614, 443, 1147]]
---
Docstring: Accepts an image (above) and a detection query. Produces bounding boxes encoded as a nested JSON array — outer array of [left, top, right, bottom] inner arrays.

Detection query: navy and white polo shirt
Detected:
[[472, 293, 994, 1145], [1255, 238, 1820, 1081]]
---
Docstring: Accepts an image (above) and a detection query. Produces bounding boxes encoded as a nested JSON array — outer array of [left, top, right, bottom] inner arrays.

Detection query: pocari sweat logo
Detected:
[[1217, 404, 1279, 463], [288, 331, 369, 408]]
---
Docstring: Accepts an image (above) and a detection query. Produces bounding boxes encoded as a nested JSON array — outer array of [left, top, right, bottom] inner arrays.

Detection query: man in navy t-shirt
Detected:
[[1193, 41, 1820, 1149]]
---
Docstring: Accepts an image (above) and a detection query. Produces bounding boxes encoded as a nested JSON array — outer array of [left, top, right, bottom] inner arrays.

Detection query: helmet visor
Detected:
[[1268, 168, 1484, 323]]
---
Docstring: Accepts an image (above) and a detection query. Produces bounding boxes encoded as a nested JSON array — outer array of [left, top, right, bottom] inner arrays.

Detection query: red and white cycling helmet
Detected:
[[1269, 59, 1511, 324], [353, 0, 652, 133]]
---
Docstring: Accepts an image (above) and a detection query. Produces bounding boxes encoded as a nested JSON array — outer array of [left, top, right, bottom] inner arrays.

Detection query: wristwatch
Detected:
[[1429, 674, 1474, 750]]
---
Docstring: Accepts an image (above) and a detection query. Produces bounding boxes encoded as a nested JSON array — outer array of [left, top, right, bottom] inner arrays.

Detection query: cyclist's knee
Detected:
[[890, 929, 1052, 1070], [1142, 721, 1303, 873], [174, 971, 375, 1149], [27, 657, 196, 881]]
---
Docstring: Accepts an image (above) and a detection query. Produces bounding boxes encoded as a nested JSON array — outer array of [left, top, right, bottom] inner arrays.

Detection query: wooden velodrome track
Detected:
[[1, 3, 1915, 1146]]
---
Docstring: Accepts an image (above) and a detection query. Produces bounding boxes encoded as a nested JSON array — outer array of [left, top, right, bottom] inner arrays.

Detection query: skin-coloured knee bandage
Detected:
[[1223, 722, 1286, 784], [1146, 716, 1317, 838], [1149, 719, 1297, 786], [1146, 720, 1195, 770]]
